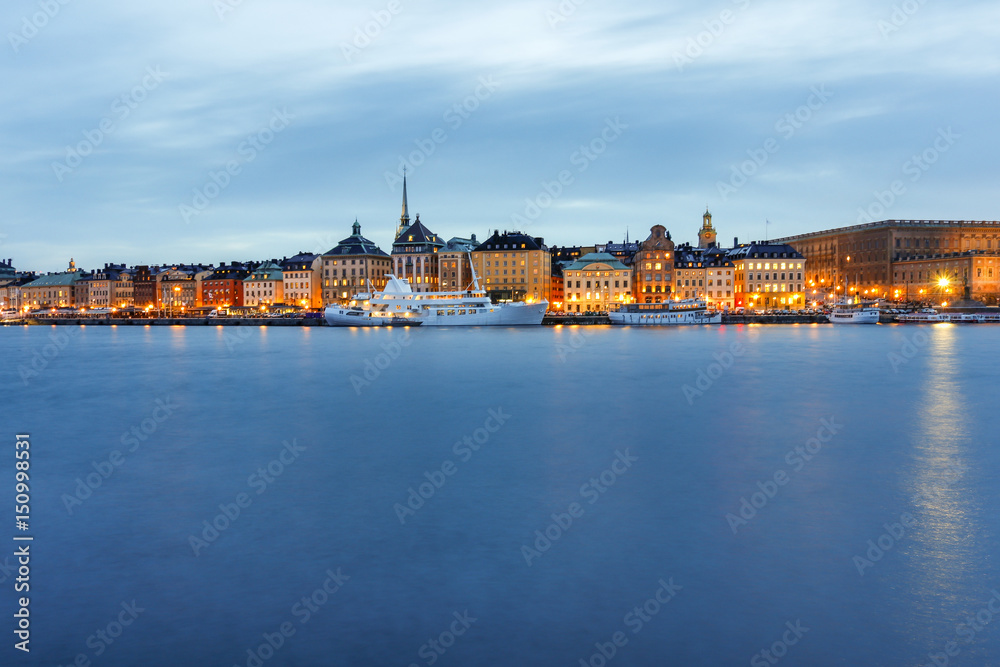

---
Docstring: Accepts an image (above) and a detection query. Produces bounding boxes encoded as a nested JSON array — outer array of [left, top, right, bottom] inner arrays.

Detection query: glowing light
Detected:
[[938, 277, 950, 288]]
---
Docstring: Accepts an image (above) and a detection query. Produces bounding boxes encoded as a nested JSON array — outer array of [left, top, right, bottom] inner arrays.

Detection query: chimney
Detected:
[[734, 237, 739, 247]]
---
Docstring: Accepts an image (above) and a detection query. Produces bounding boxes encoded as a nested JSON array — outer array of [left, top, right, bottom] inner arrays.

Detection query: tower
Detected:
[[698, 208, 717, 248], [395, 169, 411, 240]]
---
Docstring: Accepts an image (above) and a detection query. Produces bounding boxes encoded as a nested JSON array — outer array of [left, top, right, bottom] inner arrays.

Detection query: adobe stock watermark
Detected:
[[55, 600, 145, 667], [232, 568, 349, 667], [214, 0, 248, 22], [856, 127, 959, 224], [179, 108, 294, 223], [716, 85, 833, 202], [726, 416, 842, 534], [8, 0, 73, 54], [556, 327, 587, 362], [394, 408, 511, 524], [384, 76, 500, 190], [521, 449, 638, 566], [510, 117, 627, 228], [750, 620, 810, 666], [682, 340, 745, 404], [672, 0, 751, 71], [61, 396, 179, 515], [340, 0, 403, 62], [918, 589, 1000, 667], [578, 578, 682, 667], [51, 66, 168, 182], [407, 611, 477, 667], [350, 330, 412, 395], [887, 329, 929, 372], [188, 439, 306, 556], [16, 326, 82, 386], [878, 0, 929, 39], [546, 0, 587, 28]]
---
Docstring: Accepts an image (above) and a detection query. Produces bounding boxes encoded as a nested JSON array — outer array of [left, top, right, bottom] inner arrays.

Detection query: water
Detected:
[[2, 323, 999, 666]]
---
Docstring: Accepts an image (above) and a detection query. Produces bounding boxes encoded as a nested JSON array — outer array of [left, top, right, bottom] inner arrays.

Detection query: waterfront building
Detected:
[[0, 275, 33, 311], [633, 225, 675, 303], [201, 262, 251, 309], [243, 261, 285, 308], [321, 220, 391, 303], [132, 266, 158, 309], [438, 235, 480, 292], [471, 230, 552, 303], [156, 266, 203, 312], [672, 244, 736, 310], [21, 260, 84, 309], [562, 252, 631, 313], [776, 219, 1000, 304], [88, 264, 133, 309], [281, 252, 323, 309], [550, 262, 565, 311], [728, 243, 807, 311], [392, 214, 445, 292]]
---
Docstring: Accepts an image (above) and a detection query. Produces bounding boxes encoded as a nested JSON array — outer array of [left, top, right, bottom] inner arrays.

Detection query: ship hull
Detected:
[[324, 301, 547, 327]]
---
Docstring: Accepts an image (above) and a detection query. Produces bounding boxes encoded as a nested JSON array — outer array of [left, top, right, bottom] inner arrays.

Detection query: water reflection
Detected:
[[907, 325, 978, 619]]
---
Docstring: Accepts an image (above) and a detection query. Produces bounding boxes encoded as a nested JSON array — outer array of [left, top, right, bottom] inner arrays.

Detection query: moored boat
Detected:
[[608, 299, 722, 325], [324, 275, 546, 327], [896, 309, 950, 323]]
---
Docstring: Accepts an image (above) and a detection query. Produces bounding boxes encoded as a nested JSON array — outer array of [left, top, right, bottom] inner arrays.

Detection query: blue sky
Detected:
[[2, 0, 998, 272]]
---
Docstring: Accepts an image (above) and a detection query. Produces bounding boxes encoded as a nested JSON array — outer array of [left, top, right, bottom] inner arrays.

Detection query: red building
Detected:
[[201, 262, 250, 308]]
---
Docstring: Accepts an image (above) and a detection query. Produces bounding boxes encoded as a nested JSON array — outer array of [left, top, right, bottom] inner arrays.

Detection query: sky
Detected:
[[2, 0, 998, 273]]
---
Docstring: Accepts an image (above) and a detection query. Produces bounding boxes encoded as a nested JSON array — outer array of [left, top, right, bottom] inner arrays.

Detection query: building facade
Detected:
[[633, 225, 675, 303], [321, 221, 392, 303], [728, 243, 807, 311], [672, 245, 735, 310], [243, 261, 285, 307], [21, 260, 84, 309], [562, 252, 631, 313], [471, 231, 551, 303], [282, 253, 323, 309], [776, 219, 1000, 303], [438, 235, 480, 293], [133, 266, 158, 309], [88, 264, 133, 309], [201, 263, 251, 309]]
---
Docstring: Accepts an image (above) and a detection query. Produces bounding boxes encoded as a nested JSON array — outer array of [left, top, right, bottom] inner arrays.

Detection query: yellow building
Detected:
[[471, 231, 551, 304], [729, 243, 807, 311], [321, 221, 392, 304], [243, 262, 285, 308], [562, 252, 631, 313]]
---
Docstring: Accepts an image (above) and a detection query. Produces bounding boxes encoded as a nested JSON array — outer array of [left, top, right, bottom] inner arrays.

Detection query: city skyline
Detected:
[[3, 0, 998, 273]]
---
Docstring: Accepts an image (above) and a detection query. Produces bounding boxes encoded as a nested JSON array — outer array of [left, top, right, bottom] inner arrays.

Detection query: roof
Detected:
[[244, 262, 284, 282], [23, 272, 83, 288], [726, 243, 805, 261], [563, 252, 629, 271], [326, 221, 389, 257], [281, 252, 319, 270], [776, 219, 1000, 243], [393, 217, 444, 249], [474, 230, 546, 252]]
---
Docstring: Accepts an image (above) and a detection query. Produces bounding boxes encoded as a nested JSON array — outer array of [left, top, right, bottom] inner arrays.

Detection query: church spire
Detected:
[[396, 168, 411, 240]]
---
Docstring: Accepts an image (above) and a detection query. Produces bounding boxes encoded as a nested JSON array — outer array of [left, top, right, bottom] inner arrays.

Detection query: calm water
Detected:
[[2, 323, 999, 666]]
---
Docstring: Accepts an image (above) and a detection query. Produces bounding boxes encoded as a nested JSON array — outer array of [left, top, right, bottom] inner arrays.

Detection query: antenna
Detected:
[[764, 219, 771, 243]]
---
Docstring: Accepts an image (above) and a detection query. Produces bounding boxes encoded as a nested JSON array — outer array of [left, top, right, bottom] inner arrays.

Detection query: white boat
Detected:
[[896, 308, 950, 323], [828, 302, 880, 324], [324, 275, 547, 326], [608, 299, 722, 325]]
